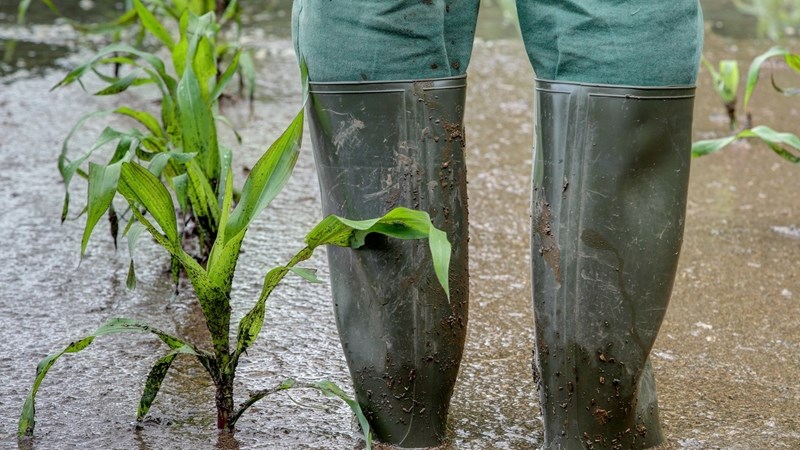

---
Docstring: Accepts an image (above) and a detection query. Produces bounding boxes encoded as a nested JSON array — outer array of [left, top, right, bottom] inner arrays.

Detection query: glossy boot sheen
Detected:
[[530, 80, 696, 449], [308, 76, 469, 447]]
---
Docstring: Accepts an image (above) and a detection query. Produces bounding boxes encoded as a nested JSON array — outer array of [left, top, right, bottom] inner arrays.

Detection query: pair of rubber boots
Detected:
[[307, 75, 695, 449]]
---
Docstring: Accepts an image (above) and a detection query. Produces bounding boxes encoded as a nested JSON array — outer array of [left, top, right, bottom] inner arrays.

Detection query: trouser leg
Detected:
[[292, 2, 479, 447], [517, 2, 703, 448], [516, 0, 703, 85], [292, 0, 479, 82]]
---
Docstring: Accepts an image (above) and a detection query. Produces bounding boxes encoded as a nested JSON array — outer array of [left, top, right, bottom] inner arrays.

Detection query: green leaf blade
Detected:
[[117, 162, 179, 247], [81, 162, 123, 256], [133, 0, 176, 50], [225, 110, 303, 242]]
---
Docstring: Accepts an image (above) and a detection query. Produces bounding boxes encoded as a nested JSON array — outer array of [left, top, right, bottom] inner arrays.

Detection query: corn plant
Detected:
[[19, 79, 451, 449], [58, 6, 249, 278], [693, 47, 800, 164], [702, 57, 740, 129]]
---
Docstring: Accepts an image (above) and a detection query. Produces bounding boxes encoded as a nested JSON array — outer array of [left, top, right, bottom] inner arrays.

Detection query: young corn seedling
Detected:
[[694, 46, 800, 164], [58, 7, 247, 276], [701, 57, 740, 129]]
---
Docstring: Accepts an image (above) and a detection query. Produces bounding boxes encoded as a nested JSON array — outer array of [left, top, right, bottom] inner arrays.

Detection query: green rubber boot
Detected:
[[530, 80, 696, 449], [308, 76, 469, 447]]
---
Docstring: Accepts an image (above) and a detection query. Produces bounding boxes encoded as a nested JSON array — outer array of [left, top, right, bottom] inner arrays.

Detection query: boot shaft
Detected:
[[308, 76, 470, 447], [531, 80, 696, 449]]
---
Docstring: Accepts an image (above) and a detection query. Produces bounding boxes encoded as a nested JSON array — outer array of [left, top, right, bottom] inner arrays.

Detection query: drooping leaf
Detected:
[[233, 207, 454, 367], [137, 352, 177, 420], [233, 266, 292, 363], [288, 267, 322, 284], [94, 70, 143, 96], [81, 162, 123, 256], [53, 44, 176, 96], [211, 49, 242, 101], [740, 125, 800, 163], [692, 126, 800, 164], [108, 205, 119, 249], [59, 117, 134, 222], [744, 46, 791, 109], [311, 381, 372, 450], [137, 345, 198, 420], [18, 317, 205, 437], [125, 220, 146, 290], [19, 335, 94, 436], [305, 207, 451, 299], [692, 136, 738, 158]]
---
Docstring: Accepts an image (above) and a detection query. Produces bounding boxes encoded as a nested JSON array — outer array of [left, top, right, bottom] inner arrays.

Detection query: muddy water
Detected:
[[1, 1, 799, 449]]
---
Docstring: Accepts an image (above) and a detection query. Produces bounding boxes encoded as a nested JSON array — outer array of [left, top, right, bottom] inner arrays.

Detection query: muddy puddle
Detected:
[[1, 1, 799, 449]]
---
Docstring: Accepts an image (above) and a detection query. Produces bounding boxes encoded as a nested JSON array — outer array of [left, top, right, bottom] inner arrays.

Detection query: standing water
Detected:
[[0, 1, 798, 448]]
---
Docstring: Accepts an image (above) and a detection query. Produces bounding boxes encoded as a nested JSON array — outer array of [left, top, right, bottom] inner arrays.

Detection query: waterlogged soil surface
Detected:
[[1, 1, 799, 449]]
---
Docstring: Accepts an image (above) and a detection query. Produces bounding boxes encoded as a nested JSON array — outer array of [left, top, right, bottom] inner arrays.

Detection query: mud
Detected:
[[1, 1, 799, 449]]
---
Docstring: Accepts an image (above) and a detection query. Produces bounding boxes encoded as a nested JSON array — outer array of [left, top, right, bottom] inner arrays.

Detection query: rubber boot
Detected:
[[308, 75, 469, 447], [530, 80, 696, 449]]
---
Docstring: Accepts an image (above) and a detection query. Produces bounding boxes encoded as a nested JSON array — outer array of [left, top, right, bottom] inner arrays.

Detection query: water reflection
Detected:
[[1, 39, 70, 77], [0, 1, 798, 450]]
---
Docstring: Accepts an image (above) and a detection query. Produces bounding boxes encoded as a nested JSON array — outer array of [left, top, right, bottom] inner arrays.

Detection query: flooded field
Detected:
[[1, 1, 798, 449]]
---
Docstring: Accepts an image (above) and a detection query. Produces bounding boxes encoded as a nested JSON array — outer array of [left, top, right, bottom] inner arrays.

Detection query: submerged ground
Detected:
[[1, 1, 798, 449]]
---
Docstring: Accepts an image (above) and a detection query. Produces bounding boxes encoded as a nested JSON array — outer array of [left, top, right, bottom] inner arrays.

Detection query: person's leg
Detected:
[[517, 2, 703, 448], [291, 2, 479, 447]]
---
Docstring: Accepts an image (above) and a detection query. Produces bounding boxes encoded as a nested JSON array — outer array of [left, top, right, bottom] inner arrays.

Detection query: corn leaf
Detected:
[[692, 136, 737, 158], [126, 221, 146, 290], [288, 267, 321, 284], [19, 318, 205, 437], [115, 106, 164, 138], [206, 167, 238, 290], [740, 125, 800, 163], [211, 49, 241, 101], [81, 162, 124, 256], [53, 44, 176, 95], [692, 126, 800, 164], [94, 71, 143, 96], [185, 159, 220, 243], [224, 110, 303, 244], [239, 49, 256, 101], [133, 0, 175, 50], [176, 56, 218, 180], [117, 162, 179, 247], [305, 207, 451, 299], [311, 381, 372, 450], [137, 345, 197, 420], [148, 151, 196, 178], [744, 46, 791, 109], [234, 207, 454, 367]]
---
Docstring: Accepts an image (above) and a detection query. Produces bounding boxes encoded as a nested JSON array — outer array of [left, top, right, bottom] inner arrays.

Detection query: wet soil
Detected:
[[1, 1, 799, 449]]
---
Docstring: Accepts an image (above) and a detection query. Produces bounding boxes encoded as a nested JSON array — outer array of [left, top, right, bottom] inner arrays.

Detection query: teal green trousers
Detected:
[[292, 0, 703, 85]]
